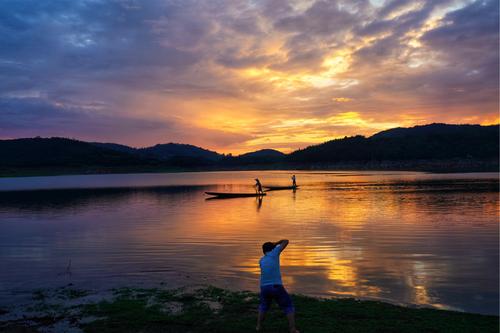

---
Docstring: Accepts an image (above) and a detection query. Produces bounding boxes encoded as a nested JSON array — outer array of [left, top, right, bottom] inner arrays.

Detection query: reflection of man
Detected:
[[257, 239, 299, 333], [256, 197, 263, 211]]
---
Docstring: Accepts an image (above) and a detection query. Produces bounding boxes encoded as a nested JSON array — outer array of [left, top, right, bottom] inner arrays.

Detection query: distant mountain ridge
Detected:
[[289, 123, 499, 163], [0, 137, 158, 168], [91, 142, 138, 155], [232, 149, 285, 164], [371, 123, 497, 139], [93, 142, 285, 164], [1, 123, 498, 175], [92, 142, 221, 161], [139, 143, 221, 161], [238, 149, 285, 159]]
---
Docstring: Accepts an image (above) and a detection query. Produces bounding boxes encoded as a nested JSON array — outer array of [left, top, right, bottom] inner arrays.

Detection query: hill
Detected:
[[229, 149, 285, 165], [371, 123, 497, 139], [237, 149, 285, 159], [91, 142, 138, 155], [0, 138, 287, 175], [1, 124, 498, 176], [0, 137, 158, 168], [95, 142, 223, 168], [91, 142, 286, 166], [288, 123, 499, 163], [139, 143, 221, 162]]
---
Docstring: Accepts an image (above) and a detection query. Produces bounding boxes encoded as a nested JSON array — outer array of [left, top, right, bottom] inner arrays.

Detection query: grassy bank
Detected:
[[0, 285, 497, 333]]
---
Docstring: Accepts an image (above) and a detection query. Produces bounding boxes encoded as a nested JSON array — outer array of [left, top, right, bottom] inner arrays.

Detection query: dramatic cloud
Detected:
[[0, 0, 498, 153]]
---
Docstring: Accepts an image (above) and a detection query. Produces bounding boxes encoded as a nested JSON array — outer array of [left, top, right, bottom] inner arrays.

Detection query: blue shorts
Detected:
[[259, 284, 295, 314]]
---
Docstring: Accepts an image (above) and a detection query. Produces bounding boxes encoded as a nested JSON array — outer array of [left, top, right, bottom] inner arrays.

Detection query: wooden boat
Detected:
[[264, 185, 299, 191], [205, 192, 267, 198]]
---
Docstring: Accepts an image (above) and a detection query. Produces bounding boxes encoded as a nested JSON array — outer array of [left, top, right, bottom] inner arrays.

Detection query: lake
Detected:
[[0, 171, 498, 315]]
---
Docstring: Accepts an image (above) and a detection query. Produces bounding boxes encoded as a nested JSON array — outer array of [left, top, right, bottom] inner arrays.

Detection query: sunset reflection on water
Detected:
[[0, 171, 498, 314]]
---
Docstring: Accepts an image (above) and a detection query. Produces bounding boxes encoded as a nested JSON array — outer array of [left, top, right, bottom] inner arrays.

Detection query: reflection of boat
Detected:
[[205, 192, 267, 198], [264, 186, 299, 191]]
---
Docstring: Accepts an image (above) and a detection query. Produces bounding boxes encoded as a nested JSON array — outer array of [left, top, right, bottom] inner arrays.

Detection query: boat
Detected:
[[205, 192, 267, 198], [263, 185, 299, 191]]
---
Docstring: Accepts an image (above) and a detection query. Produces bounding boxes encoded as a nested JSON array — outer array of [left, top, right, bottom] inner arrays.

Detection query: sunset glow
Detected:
[[0, 0, 498, 154]]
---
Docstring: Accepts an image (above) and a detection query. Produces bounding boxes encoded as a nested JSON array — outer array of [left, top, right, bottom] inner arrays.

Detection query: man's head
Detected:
[[262, 242, 275, 254]]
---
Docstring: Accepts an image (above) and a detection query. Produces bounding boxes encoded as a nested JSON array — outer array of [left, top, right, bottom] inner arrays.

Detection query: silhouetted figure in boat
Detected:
[[257, 239, 299, 333], [255, 178, 264, 195], [291, 175, 296, 187]]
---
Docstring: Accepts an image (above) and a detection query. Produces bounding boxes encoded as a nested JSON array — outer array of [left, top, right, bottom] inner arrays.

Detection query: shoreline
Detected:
[[0, 285, 497, 333], [0, 159, 498, 178]]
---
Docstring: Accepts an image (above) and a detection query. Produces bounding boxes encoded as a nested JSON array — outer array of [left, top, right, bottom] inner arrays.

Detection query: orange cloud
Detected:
[[1, 0, 497, 153]]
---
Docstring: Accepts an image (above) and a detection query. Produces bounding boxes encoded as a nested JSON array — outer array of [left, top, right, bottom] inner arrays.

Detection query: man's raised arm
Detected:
[[275, 239, 289, 252]]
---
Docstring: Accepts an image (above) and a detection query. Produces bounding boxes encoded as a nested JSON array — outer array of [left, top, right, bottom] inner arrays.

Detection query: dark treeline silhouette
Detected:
[[0, 137, 159, 167], [223, 149, 286, 166], [0, 123, 498, 176], [288, 124, 499, 162]]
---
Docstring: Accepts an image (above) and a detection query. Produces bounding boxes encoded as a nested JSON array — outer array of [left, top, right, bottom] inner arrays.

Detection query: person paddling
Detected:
[[291, 175, 296, 187], [255, 178, 264, 195], [257, 239, 299, 333]]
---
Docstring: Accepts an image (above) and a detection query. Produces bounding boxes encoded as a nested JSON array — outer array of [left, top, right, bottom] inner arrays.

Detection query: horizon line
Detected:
[[1, 122, 498, 156]]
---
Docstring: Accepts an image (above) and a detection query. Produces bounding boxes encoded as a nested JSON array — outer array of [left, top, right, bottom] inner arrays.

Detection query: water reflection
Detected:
[[256, 197, 263, 212], [0, 171, 497, 315], [0, 186, 209, 212]]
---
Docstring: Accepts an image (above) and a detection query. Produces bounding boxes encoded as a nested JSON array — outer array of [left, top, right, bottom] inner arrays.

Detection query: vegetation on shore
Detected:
[[1, 158, 499, 178], [1, 124, 498, 177], [0, 285, 497, 333]]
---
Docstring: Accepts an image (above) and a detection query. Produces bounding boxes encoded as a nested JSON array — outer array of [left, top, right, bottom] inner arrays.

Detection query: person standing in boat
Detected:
[[291, 175, 296, 187], [255, 178, 264, 195]]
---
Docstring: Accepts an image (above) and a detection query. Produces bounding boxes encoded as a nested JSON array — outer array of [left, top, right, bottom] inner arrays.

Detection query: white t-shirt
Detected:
[[259, 244, 283, 286]]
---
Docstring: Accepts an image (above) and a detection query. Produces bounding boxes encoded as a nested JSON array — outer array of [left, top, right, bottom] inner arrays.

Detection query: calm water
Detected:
[[0, 171, 498, 315]]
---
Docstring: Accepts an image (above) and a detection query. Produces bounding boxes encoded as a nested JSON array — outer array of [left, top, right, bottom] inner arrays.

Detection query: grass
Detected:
[[0, 286, 497, 333], [59, 288, 90, 300]]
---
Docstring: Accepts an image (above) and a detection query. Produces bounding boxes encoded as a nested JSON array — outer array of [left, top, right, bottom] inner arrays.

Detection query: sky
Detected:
[[0, 0, 498, 154]]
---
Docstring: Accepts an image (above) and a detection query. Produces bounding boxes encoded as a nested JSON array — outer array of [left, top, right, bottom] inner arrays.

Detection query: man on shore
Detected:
[[257, 239, 299, 333]]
